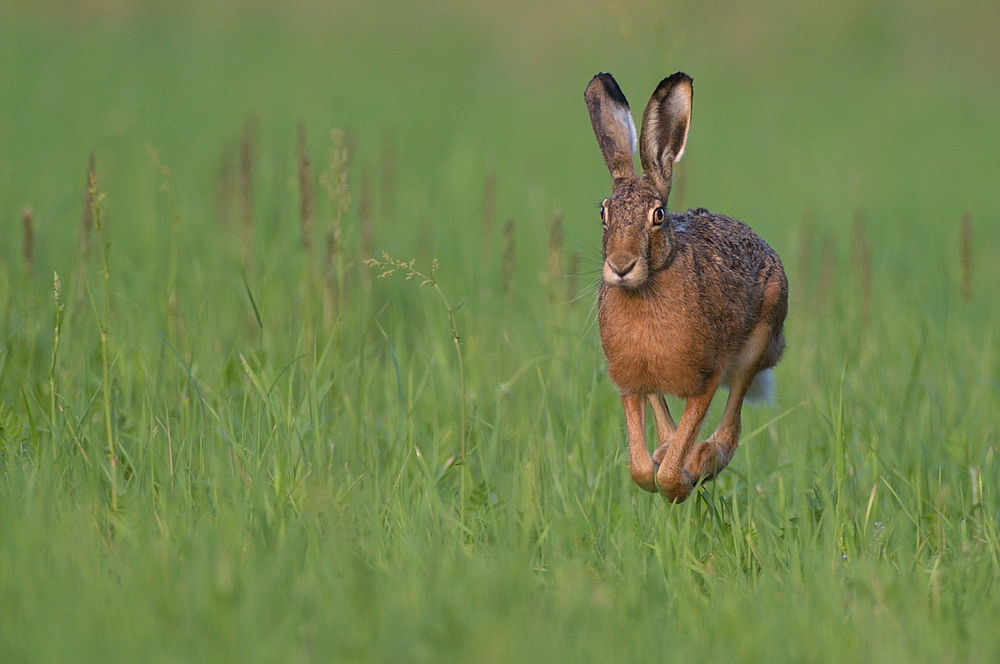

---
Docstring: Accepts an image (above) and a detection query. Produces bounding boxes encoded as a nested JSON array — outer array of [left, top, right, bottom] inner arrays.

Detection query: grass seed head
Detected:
[[322, 128, 351, 228]]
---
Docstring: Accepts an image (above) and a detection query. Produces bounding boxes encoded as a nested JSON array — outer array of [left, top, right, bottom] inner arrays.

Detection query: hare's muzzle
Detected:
[[603, 252, 647, 289]]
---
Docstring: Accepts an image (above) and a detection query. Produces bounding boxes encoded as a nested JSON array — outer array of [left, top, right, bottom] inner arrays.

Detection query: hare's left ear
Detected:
[[639, 72, 692, 198], [585, 73, 638, 185]]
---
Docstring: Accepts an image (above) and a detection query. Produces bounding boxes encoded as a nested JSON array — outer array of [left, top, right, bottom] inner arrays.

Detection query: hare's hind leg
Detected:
[[684, 320, 774, 483], [622, 393, 658, 493], [649, 395, 677, 465]]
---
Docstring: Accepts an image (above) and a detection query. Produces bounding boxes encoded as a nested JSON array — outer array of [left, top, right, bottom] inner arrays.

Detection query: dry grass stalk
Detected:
[[851, 211, 873, 325], [567, 252, 581, 308], [21, 206, 34, 279], [364, 252, 468, 528], [381, 131, 396, 227], [148, 146, 184, 346], [321, 129, 351, 236], [297, 123, 314, 253], [240, 118, 257, 267], [321, 129, 351, 323], [87, 168, 117, 510], [502, 219, 515, 302], [323, 231, 338, 328], [546, 210, 563, 303], [961, 211, 973, 303], [70, 154, 98, 311]]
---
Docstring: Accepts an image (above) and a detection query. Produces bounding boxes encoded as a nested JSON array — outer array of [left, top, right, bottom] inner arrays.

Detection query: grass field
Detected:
[[2, 1, 1000, 661]]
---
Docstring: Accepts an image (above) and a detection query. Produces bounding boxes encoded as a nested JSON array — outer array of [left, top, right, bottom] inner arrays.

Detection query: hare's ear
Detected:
[[639, 72, 692, 198], [585, 73, 638, 185]]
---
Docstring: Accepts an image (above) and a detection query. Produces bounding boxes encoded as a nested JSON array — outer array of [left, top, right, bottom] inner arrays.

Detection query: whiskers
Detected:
[[558, 273, 601, 307], [577, 279, 603, 345]]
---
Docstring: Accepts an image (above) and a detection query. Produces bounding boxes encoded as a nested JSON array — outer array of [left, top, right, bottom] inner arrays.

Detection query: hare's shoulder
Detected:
[[671, 209, 778, 273]]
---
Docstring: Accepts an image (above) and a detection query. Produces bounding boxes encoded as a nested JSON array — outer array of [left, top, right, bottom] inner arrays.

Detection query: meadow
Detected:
[[1, 1, 999, 661]]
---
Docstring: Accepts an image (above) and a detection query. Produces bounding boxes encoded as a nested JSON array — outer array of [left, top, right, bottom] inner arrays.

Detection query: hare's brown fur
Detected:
[[586, 72, 788, 502], [600, 208, 787, 397]]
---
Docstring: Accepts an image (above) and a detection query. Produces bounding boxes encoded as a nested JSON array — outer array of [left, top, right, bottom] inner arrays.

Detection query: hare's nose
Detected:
[[607, 253, 637, 277]]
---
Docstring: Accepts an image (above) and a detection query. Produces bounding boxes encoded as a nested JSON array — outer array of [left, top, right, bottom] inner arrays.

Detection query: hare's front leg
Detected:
[[622, 394, 658, 493], [655, 379, 720, 502], [649, 394, 677, 466]]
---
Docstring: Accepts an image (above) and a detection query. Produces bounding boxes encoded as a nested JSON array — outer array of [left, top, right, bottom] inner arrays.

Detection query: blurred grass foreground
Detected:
[[1, 0, 1000, 661]]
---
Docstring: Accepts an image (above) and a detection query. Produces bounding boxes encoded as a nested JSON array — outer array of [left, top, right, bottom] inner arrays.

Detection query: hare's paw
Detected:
[[684, 440, 719, 482], [685, 436, 738, 484], [629, 455, 659, 493], [656, 465, 693, 503]]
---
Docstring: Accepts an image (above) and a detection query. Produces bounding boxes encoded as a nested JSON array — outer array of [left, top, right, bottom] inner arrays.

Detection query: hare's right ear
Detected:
[[639, 72, 692, 198], [585, 73, 638, 185]]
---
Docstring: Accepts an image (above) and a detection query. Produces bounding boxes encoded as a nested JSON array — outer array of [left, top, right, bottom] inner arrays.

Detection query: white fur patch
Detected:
[[613, 104, 638, 156], [673, 124, 689, 162], [665, 87, 691, 162], [744, 368, 774, 405]]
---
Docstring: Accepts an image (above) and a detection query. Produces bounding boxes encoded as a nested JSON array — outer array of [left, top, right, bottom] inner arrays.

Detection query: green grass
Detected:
[[2, 1, 1000, 661]]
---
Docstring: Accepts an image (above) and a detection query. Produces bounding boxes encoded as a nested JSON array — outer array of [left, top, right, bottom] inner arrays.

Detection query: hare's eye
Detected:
[[600, 202, 608, 226], [653, 207, 665, 224]]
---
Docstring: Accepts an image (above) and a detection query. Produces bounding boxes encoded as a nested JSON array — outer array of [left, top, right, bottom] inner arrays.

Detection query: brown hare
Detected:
[[585, 72, 788, 502]]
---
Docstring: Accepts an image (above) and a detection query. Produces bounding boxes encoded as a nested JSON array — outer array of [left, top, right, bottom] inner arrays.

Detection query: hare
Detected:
[[585, 72, 788, 502]]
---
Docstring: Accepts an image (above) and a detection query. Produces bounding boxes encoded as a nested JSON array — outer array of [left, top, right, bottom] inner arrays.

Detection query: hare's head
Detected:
[[585, 72, 692, 290]]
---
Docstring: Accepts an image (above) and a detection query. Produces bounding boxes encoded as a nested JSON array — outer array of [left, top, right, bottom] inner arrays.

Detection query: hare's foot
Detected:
[[630, 455, 658, 493], [655, 465, 694, 503], [652, 441, 670, 465], [684, 434, 737, 484]]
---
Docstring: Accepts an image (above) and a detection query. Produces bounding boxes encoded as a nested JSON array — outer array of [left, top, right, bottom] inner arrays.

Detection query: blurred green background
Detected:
[[1, 1, 999, 662], [4, 0, 998, 284]]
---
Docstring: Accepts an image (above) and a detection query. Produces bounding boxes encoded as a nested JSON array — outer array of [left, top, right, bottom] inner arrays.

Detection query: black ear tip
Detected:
[[654, 72, 693, 96], [589, 72, 629, 107]]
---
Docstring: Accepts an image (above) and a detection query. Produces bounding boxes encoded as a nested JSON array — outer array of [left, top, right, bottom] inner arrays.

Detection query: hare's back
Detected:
[[671, 209, 783, 293], [669, 209, 786, 342]]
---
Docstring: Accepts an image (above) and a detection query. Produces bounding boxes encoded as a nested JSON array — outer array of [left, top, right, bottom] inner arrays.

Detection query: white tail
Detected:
[[744, 368, 774, 405]]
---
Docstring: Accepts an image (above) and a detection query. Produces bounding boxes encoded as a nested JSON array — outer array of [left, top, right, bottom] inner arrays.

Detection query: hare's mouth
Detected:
[[602, 255, 648, 289]]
